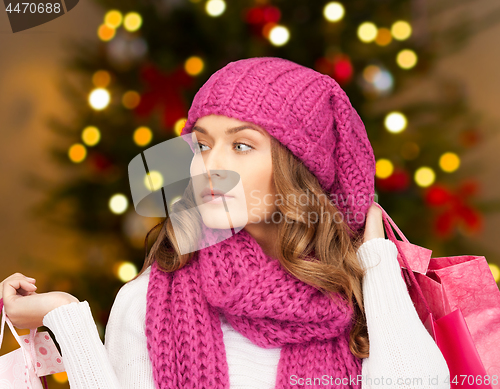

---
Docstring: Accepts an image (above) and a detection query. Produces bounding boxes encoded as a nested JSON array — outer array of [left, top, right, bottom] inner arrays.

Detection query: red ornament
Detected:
[[244, 5, 280, 24], [376, 167, 410, 192], [89, 152, 113, 172], [424, 180, 483, 238], [435, 209, 455, 238], [134, 63, 194, 130], [332, 54, 353, 85], [314, 54, 353, 86], [424, 184, 454, 206]]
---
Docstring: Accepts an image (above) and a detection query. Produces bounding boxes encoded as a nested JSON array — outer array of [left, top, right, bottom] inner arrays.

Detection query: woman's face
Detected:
[[189, 114, 277, 231]]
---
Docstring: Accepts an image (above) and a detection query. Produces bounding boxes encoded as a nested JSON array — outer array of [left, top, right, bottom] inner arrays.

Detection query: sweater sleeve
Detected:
[[357, 238, 451, 389], [42, 301, 123, 388], [42, 267, 155, 389]]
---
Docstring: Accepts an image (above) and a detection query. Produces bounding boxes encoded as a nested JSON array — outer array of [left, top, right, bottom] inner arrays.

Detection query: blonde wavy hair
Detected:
[[133, 136, 370, 359]]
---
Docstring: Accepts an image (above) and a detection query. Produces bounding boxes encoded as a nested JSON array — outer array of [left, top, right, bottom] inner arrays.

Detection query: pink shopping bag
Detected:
[[374, 202, 500, 389], [0, 302, 65, 388]]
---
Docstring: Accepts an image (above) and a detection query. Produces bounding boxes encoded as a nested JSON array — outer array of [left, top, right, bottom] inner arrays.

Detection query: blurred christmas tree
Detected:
[[28, 0, 500, 384]]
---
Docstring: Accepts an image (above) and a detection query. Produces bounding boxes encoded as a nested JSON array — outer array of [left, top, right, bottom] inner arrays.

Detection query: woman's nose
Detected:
[[202, 145, 229, 179]]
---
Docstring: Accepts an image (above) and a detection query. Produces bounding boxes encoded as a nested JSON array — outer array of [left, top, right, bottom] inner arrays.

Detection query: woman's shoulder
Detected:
[[109, 266, 151, 319], [105, 267, 151, 350]]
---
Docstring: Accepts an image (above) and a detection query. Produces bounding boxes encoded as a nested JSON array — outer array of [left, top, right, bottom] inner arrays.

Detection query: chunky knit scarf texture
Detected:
[[145, 226, 363, 389]]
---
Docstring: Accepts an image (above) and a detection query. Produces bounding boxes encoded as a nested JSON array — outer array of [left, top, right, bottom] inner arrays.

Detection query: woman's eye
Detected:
[[234, 142, 253, 153], [194, 141, 253, 154], [195, 142, 208, 152]]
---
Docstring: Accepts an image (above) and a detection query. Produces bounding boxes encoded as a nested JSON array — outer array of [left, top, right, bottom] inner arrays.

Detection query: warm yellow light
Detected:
[[68, 144, 87, 163], [205, 0, 226, 16], [117, 261, 138, 282], [133, 126, 153, 146], [82, 126, 101, 146], [384, 111, 407, 133], [391, 20, 412, 40], [376, 158, 394, 179], [396, 49, 418, 69], [109, 194, 128, 214], [185, 56, 204, 76], [358, 22, 378, 43], [89, 88, 111, 110], [174, 118, 187, 136], [414, 166, 435, 187], [489, 263, 500, 283], [122, 91, 141, 109], [439, 152, 460, 173], [144, 171, 164, 191], [401, 142, 420, 160], [53, 372, 68, 383], [269, 25, 290, 46], [375, 27, 392, 46], [105, 10, 123, 29], [170, 195, 182, 208], [123, 12, 142, 32], [323, 2, 344, 22], [97, 24, 115, 41], [92, 70, 111, 88]]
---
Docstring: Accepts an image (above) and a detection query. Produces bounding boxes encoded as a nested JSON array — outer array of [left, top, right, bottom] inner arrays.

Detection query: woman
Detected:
[[0, 57, 450, 388]]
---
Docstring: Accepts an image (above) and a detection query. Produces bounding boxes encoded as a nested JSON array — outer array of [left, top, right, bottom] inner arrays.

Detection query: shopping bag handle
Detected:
[[0, 301, 49, 389], [372, 202, 432, 317]]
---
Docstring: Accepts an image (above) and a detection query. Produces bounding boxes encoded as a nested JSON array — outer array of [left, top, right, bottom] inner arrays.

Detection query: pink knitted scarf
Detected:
[[145, 226, 363, 389]]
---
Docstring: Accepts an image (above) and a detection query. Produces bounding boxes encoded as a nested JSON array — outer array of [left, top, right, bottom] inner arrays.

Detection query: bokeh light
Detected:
[[89, 88, 111, 110], [82, 126, 101, 146], [489, 263, 500, 283], [53, 372, 68, 384], [144, 171, 164, 191], [391, 20, 412, 40], [97, 24, 115, 41], [396, 49, 418, 69], [122, 91, 141, 109], [124, 12, 142, 32], [133, 126, 153, 147], [414, 166, 435, 187], [92, 70, 111, 88], [323, 2, 344, 22], [358, 22, 377, 43], [68, 144, 87, 163], [375, 27, 392, 46], [376, 158, 394, 179], [185, 56, 204, 76], [105, 10, 123, 29], [109, 194, 128, 214], [116, 261, 138, 282], [206, 0, 226, 16], [439, 152, 460, 173], [384, 111, 407, 133], [269, 25, 290, 46], [174, 118, 187, 136]]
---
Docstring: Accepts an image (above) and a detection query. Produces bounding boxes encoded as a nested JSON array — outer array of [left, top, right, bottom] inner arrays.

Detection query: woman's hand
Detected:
[[1, 273, 79, 329], [363, 203, 385, 244]]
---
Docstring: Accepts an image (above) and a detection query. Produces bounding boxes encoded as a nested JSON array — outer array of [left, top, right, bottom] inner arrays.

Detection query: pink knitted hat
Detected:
[[181, 56, 376, 234]]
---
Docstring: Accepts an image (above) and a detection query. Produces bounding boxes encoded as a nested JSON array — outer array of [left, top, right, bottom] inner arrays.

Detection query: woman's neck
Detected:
[[244, 222, 280, 259]]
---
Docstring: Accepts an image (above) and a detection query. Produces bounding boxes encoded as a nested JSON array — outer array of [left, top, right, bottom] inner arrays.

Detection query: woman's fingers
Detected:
[[2, 277, 37, 299], [0, 273, 37, 300]]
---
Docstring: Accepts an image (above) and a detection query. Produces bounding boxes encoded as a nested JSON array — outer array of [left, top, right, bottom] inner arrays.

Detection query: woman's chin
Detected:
[[199, 209, 248, 231]]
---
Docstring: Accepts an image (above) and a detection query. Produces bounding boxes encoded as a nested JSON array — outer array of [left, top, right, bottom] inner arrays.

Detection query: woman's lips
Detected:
[[202, 194, 235, 204]]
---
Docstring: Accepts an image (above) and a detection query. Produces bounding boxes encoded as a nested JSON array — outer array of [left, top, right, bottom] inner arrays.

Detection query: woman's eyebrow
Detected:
[[193, 124, 266, 136]]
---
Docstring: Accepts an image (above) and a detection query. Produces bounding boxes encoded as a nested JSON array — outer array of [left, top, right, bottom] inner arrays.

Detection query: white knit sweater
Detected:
[[42, 238, 451, 388]]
